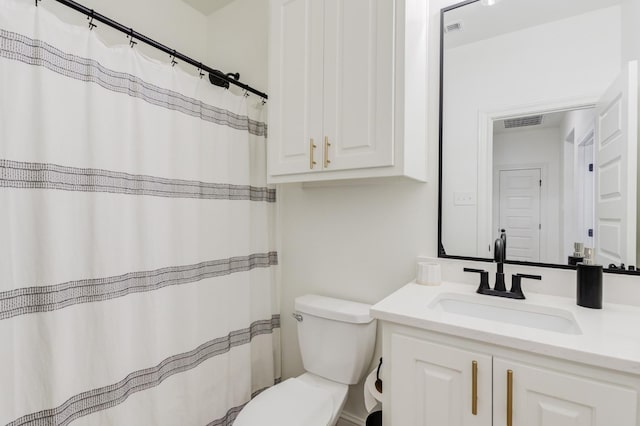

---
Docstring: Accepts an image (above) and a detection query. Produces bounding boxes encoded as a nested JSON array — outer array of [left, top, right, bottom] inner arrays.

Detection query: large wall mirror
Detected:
[[438, 0, 640, 274]]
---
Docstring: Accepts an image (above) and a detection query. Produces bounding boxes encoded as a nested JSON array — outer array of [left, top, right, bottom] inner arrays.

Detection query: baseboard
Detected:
[[338, 410, 366, 426]]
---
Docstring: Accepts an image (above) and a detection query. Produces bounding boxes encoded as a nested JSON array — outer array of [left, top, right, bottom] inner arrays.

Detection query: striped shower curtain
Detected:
[[0, 0, 280, 424]]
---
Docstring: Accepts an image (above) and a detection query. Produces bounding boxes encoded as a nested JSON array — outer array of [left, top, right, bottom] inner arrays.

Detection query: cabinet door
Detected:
[[268, 0, 324, 175], [322, 0, 394, 171], [493, 358, 638, 426], [390, 334, 492, 426]]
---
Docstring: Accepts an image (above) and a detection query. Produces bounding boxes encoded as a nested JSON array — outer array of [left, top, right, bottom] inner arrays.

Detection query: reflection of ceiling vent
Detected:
[[444, 21, 463, 33], [504, 115, 544, 129]]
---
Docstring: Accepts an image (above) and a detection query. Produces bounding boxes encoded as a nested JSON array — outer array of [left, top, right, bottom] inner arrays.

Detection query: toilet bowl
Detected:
[[234, 373, 348, 426], [234, 295, 377, 426]]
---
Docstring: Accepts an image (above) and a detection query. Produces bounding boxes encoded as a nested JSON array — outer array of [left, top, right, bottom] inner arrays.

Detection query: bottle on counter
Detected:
[[576, 247, 603, 309]]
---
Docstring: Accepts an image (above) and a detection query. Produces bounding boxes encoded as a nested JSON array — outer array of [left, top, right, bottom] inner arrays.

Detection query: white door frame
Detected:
[[476, 96, 598, 258], [493, 164, 545, 262], [576, 128, 596, 249]]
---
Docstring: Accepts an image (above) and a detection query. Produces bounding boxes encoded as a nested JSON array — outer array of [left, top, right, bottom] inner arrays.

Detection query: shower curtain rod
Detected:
[[38, 0, 268, 100]]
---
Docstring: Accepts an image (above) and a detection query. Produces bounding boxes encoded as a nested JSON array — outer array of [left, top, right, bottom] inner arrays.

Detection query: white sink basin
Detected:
[[429, 293, 582, 335]]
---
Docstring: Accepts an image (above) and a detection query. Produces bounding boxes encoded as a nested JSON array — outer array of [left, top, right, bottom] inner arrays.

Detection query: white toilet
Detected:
[[234, 294, 377, 426]]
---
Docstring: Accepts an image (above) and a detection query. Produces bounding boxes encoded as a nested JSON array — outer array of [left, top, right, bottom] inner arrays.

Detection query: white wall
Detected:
[[493, 127, 563, 263], [41, 0, 208, 67], [205, 0, 268, 94], [442, 6, 621, 257], [621, 0, 640, 66]]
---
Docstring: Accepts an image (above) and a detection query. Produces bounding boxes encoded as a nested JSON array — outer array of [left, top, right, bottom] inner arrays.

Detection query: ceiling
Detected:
[[181, 0, 235, 15], [444, 0, 624, 49]]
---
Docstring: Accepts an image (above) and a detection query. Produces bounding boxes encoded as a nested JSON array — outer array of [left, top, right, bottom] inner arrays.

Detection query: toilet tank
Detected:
[[294, 295, 377, 385]]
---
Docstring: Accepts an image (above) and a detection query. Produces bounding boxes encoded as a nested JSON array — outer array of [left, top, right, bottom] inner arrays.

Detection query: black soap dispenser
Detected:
[[576, 247, 603, 309]]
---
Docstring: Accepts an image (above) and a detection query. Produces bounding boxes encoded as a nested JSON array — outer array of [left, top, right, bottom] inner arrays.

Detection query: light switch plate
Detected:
[[454, 192, 476, 205]]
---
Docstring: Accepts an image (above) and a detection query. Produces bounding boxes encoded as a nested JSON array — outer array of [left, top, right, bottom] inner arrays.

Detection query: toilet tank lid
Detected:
[[295, 295, 374, 324]]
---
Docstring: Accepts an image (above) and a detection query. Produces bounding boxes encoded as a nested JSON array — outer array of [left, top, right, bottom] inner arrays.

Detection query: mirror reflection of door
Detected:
[[595, 61, 639, 267], [497, 169, 542, 262], [497, 168, 541, 262]]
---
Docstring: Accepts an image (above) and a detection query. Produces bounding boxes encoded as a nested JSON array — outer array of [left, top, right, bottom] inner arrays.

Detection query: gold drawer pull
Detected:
[[309, 138, 317, 170], [324, 136, 331, 168], [472, 360, 478, 415], [507, 369, 513, 426]]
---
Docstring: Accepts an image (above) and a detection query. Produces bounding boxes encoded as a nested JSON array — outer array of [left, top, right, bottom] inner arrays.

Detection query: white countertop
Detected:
[[371, 282, 640, 375]]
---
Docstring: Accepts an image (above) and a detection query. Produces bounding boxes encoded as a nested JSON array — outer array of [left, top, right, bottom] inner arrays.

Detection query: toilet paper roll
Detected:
[[416, 262, 441, 286], [364, 369, 383, 413]]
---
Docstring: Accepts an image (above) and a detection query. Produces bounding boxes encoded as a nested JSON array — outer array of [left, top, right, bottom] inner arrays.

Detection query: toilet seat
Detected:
[[234, 374, 348, 426]]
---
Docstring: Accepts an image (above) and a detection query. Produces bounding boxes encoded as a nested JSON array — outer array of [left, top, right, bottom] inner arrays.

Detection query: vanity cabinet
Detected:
[[384, 324, 639, 426], [391, 333, 492, 425], [493, 358, 637, 426], [267, 0, 428, 183]]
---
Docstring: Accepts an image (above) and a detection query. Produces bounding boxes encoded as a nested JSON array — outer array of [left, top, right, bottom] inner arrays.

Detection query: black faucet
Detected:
[[494, 231, 507, 291], [464, 268, 541, 299], [464, 232, 540, 299]]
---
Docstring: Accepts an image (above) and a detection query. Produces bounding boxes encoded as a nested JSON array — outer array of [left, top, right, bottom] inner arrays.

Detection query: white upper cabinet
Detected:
[[322, 0, 394, 172], [268, 0, 323, 175], [268, 0, 428, 183]]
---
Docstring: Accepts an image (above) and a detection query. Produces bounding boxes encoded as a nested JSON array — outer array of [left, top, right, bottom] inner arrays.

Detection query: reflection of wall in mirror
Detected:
[[625, 0, 640, 268], [622, 0, 640, 66], [561, 109, 597, 263], [441, 6, 621, 259]]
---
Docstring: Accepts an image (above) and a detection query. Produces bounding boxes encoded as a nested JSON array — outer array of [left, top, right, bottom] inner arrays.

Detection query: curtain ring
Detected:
[[128, 28, 137, 48], [87, 10, 97, 30]]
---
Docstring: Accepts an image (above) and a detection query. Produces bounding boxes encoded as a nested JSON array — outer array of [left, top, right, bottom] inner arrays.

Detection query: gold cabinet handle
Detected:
[[324, 136, 331, 168], [507, 369, 513, 426], [309, 138, 317, 170], [472, 361, 478, 415]]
